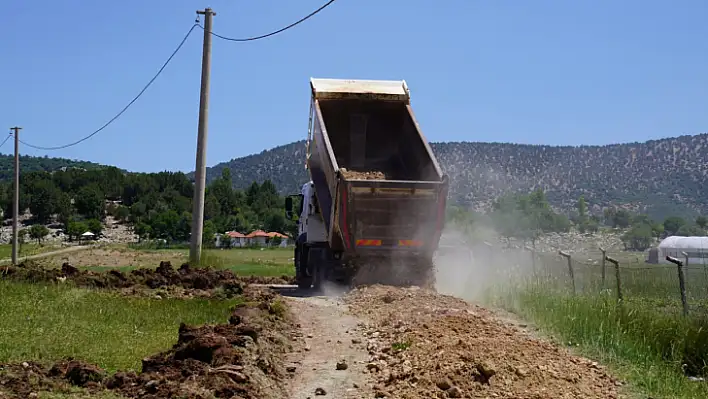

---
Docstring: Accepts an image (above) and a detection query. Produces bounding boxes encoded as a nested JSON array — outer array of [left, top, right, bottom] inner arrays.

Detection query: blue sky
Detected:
[[2, 0, 707, 173]]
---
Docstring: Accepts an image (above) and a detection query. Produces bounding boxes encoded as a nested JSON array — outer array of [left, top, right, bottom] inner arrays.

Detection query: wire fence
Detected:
[[467, 242, 708, 317]]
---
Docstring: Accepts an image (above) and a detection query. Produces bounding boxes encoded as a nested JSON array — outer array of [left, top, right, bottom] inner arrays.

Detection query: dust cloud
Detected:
[[433, 227, 538, 304]]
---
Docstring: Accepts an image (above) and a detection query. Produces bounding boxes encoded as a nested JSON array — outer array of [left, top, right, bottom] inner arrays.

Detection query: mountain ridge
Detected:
[[198, 133, 708, 220], [0, 154, 106, 180]]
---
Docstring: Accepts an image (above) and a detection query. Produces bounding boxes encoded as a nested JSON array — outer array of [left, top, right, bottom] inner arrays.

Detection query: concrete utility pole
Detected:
[[9, 127, 21, 265], [190, 8, 216, 264]]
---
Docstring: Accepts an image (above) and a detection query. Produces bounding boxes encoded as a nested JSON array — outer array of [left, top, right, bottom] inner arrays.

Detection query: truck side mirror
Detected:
[[285, 196, 294, 220]]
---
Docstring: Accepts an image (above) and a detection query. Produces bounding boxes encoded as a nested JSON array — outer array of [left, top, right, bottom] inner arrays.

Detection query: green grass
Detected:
[[69, 246, 295, 278], [487, 272, 708, 399], [205, 248, 294, 276], [0, 280, 239, 372], [136, 247, 294, 277], [0, 243, 56, 260]]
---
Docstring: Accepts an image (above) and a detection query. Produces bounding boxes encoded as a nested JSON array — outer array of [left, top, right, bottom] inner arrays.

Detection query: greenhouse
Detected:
[[656, 235, 708, 265]]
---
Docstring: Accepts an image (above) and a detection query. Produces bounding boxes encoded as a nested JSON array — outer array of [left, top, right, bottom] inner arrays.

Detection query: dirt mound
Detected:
[[1, 260, 295, 294], [344, 285, 621, 399], [0, 287, 295, 399], [340, 168, 388, 180], [349, 257, 436, 289]]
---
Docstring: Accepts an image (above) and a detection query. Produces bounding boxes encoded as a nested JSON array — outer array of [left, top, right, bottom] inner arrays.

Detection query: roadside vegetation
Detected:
[[445, 192, 708, 398], [0, 280, 238, 372]]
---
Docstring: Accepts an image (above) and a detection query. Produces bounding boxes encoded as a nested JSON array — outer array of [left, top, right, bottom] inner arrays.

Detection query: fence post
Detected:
[[682, 251, 689, 267], [666, 255, 689, 316], [558, 250, 575, 295], [605, 255, 623, 302], [599, 246, 606, 287]]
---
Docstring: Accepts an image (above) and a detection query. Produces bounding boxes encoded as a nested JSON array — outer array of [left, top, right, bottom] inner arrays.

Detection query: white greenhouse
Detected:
[[656, 236, 708, 265]]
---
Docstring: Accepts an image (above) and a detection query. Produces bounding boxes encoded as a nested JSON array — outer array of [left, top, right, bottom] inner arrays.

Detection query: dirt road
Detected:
[[0, 245, 89, 265], [283, 285, 622, 399], [286, 293, 372, 398]]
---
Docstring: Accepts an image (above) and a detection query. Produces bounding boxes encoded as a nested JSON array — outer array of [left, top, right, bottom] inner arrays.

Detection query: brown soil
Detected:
[[285, 294, 374, 398], [35, 248, 188, 269], [1, 260, 295, 296], [344, 285, 622, 399], [0, 287, 296, 399], [340, 168, 387, 180]]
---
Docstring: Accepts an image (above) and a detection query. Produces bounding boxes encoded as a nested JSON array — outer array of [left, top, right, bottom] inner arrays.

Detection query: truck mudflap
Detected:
[[336, 176, 449, 257]]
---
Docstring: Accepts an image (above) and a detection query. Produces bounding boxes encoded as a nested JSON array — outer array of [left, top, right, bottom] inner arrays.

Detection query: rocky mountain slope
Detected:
[[202, 134, 708, 220]]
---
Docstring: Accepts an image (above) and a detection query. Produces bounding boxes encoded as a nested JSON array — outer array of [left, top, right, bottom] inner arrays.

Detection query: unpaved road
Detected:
[[286, 294, 372, 398], [283, 285, 623, 399], [0, 245, 89, 265]]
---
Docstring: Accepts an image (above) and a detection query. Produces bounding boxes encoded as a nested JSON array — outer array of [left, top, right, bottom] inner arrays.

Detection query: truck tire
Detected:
[[310, 248, 326, 292], [295, 245, 313, 289]]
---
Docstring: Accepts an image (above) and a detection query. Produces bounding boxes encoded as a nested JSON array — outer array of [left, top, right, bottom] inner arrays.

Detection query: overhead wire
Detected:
[[0, 134, 11, 150], [201, 0, 337, 42], [20, 0, 338, 151], [20, 23, 200, 151]]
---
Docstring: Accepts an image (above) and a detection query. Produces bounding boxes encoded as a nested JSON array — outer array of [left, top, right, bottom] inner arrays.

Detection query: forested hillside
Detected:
[[0, 154, 105, 180], [0, 166, 294, 244], [202, 134, 708, 220]]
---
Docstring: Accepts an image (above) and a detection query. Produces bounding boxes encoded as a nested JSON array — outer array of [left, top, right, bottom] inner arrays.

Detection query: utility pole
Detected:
[[190, 8, 216, 264], [9, 127, 21, 265]]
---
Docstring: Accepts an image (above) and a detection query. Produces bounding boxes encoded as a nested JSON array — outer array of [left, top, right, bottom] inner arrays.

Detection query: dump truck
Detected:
[[285, 78, 450, 290]]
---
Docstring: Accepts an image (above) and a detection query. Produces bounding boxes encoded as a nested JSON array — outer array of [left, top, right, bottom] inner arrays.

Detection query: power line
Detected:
[[201, 0, 337, 42], [20, 23, 200, 151], [0, 134, 11, 150]]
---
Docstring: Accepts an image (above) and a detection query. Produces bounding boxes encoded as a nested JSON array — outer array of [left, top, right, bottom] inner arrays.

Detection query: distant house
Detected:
[[246, 230, 270, 246], [214, 231, 247, 248], [215, 230, 292, 248], [267, 231, 290, 247], [225, 231, 247, 247]]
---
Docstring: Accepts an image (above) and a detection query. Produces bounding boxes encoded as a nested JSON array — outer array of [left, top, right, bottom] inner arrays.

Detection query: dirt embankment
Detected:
[[0, 288, 296, 399], [1, 261, 295, 297], [345, 285, 621, 399]]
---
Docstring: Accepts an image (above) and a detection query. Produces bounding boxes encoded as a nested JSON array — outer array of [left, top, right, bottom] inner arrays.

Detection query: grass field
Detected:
[[0, 280, 239, 372], [0, 246, 292, 398], [32, 245, 296, 277], [487, 250, 708, 399], [0, 243, 59, 260]]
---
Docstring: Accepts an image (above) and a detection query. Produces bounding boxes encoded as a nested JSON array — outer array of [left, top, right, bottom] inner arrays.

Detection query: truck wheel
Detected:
[[295, 246, 313, 289], [313, 262, 325, 292], [310, 248, 326, 292]]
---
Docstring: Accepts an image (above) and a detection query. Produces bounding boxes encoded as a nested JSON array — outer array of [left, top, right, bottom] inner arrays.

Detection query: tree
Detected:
[[56, 192, 73, 227], [66, 220, 87, 241], [622, 224, 653, 251], [86, 219, 103, 236], [129, 201, 147, 223], [696, 216, 707, 229], [263, 209, 286, 233], [134, 222, 152, 243], [202, 220, 217, 248], [490, 190, 570, 239], [28, 224, 50, 245], [612, 209, 631, 228], [576, 196, 587, 222], [28, 180, 59, 224], [663, 216, 686, 236], [75, 185, 105, 220], [677, 224, 704, 237], [150, 210, 181, 241]]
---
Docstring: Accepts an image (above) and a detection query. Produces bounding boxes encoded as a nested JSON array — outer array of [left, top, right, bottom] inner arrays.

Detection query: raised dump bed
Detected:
[[306, 78, 449, 258]]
